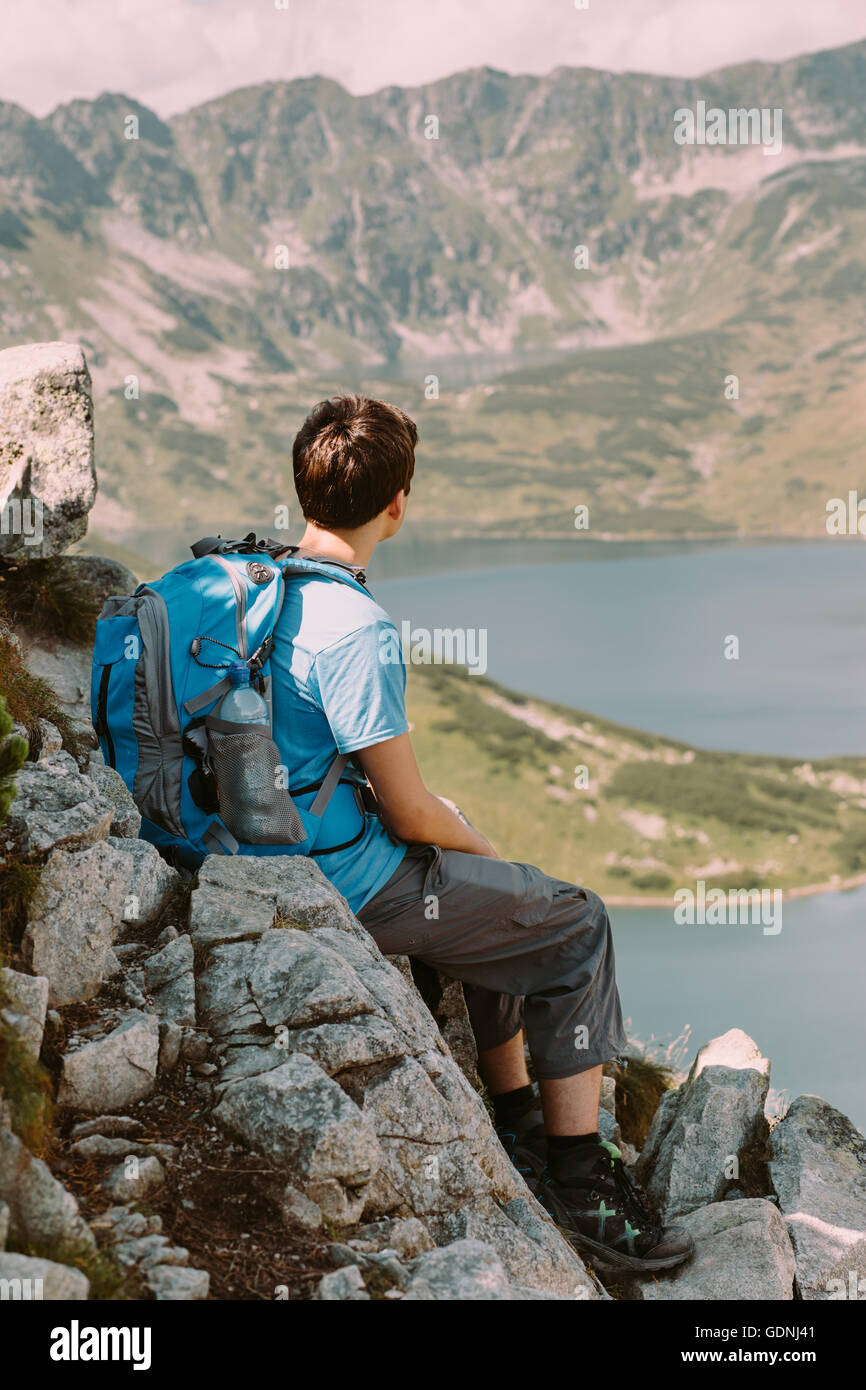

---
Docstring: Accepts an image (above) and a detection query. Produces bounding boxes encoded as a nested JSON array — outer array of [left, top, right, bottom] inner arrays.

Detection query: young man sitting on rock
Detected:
[[275, 393, 694, 1276]]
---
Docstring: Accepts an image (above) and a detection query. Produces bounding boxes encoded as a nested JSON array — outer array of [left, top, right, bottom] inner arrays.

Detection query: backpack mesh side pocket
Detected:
[[208, 728, 306, 846]]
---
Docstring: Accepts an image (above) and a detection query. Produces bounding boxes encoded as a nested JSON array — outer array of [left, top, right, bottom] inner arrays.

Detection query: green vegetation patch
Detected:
[[608, 756, 843, 836], [422, 665, 561, 771], [0, 960, 53, 1154]]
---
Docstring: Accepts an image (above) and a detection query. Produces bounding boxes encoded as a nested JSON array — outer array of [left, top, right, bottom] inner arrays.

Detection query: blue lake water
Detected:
[[612, 887, 866, 1129], [375, 538, 866, 1127], [374, 539, 866, 759]]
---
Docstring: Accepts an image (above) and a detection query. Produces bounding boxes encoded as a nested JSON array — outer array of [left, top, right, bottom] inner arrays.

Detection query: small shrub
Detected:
[[613, 1053, 674, 1150], [0, 556, 102, 645], [835, 820, 866, 874], [629, 869, 673, 891]]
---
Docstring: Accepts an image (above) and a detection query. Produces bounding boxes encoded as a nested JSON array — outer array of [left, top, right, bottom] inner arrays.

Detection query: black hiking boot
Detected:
[[539, 1139, 694, 1275], [495, 1105, 547, 1191]]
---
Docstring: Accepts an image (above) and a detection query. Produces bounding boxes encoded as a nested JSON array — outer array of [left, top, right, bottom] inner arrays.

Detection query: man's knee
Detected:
[[553, 883, 612, 953]]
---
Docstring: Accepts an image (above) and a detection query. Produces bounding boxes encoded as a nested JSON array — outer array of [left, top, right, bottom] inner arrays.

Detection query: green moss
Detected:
[[0, 691, 28, 826]]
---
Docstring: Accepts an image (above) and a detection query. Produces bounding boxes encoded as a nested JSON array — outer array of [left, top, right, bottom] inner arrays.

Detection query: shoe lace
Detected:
[[606, 1151, 658, 1234]]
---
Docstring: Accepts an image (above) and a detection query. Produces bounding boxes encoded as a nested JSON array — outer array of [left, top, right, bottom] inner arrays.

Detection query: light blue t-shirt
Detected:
[[269, 562, 408, 913]]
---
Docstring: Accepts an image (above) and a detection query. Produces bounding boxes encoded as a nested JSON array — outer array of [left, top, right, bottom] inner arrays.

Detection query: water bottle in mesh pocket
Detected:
[[208, 728, 306, 845]]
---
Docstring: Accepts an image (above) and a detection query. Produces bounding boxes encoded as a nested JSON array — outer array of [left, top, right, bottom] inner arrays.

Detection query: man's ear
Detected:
[[387, 490, 407, 520]]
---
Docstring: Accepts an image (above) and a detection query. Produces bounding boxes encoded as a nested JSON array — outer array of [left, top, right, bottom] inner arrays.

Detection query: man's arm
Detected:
[[356, 733, 498, 858]]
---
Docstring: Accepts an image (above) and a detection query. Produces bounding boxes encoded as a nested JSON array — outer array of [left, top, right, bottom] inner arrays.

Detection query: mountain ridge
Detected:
[[0, 40, 863, 546]]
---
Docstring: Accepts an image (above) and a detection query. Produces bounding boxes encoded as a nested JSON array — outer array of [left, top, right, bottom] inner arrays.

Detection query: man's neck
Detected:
[[296, 523, 378, 570]]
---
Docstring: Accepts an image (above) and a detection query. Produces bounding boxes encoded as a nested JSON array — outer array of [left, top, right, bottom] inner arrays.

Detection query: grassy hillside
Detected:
[[407, 664, 866, 901]]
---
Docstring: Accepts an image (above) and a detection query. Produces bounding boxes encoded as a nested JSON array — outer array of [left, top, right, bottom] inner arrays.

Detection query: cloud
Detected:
[[0, 0, 863, 118]]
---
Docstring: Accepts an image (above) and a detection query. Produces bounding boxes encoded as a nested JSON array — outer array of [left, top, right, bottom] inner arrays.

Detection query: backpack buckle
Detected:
[[249, 634, 274, 675]]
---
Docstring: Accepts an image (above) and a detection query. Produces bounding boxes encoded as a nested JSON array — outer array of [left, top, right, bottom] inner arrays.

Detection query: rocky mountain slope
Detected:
[[1, 342, 865, 1300], [0, 43, 864, 544]]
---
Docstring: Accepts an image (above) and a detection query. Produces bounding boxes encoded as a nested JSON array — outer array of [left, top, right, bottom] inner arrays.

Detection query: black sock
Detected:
[[547, 1131, 603, 1183], [547, 1131, 600, 1151], [492, 1084, 537, 1126]]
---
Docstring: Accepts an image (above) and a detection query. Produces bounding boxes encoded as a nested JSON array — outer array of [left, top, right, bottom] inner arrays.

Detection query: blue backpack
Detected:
[[91, 534, 370, 870]]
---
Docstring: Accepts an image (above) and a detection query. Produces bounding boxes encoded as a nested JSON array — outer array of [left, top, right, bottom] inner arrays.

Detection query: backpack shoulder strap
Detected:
[[275, 548, 369, 592], [189, 535, 370, 587]]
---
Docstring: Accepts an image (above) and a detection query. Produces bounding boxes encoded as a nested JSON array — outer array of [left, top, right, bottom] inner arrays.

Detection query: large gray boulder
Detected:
[[58, 1012, 160, 1112], [214, 1054, 382, 1224], [769, 1095, 866, 1300], [23, 842, 127, 1006], [0, 1126, 95, 1255], [0, 342, 96, 558], [198, 927, 380, 1045], [636, 1029, 770, 1221], [312, 925, 445, 1055], [60, 554, 138, 607], [188, 853, 362, 945], [6, 759, 113, 855], [638, 1199, 796, 1300], [191, 854, 598, 1295]]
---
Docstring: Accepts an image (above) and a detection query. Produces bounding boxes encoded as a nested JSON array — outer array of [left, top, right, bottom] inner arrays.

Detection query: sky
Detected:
[[1, 0, 864, 118]]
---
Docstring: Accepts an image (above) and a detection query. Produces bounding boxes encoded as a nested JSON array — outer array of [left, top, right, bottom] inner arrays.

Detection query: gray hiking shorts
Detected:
[[358, 844, 626, 1080]]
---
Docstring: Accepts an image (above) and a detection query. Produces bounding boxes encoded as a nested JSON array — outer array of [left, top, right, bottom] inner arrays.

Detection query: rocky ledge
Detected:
[[3, 719, 865, 1300]]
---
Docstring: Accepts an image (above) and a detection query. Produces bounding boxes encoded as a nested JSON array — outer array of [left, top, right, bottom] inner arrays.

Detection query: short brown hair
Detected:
[[292, 394, 417, 529]]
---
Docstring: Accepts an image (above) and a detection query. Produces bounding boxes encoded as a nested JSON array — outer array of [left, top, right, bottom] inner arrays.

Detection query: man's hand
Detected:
[[356, 733, 499, 857]]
